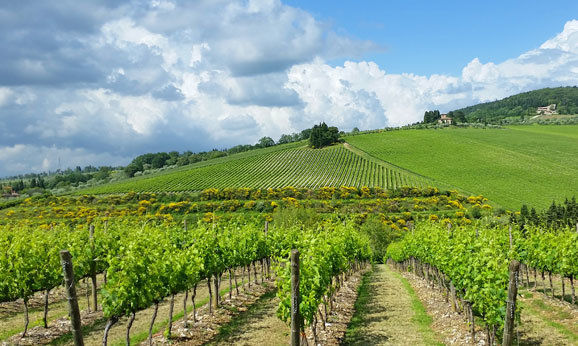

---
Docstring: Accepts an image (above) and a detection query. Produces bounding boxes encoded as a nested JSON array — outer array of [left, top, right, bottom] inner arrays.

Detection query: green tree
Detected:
[[278, 134, 293, 144], [257, 136, 275, 148], [423, 110, 441, 123], [124, 163, 140, 178], [309, 122, 339, 148]]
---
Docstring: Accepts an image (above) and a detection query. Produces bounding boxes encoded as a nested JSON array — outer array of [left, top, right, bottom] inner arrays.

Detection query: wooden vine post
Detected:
[[502, 260, 520, 346], [60, 250, 84, 346], [89, 224, 98, 311], [291, 249, 302, 346], [264, 221, 270, 278]]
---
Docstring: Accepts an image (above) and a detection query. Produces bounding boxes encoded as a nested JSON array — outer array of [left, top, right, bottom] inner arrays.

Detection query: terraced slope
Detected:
[[79, 144, 434, 194], [347, 125, 578, 209]]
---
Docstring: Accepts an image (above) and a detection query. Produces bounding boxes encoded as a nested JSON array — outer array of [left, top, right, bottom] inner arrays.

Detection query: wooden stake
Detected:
[[89, 225, 98, 312], [234, 268, 239, 295], [23, 298, 29, 338], [183, 290, 188, 328], [570, 275, 575, 305], [549, 271, 554, 298], [291, 249, 301, 346], [43, 289, 50, 328], [60, 250, 84, 346], [167, 294, 175, 338], [208, 279, 213, 313], [229, 269, 233, 300], [502, 260, 520, 346]]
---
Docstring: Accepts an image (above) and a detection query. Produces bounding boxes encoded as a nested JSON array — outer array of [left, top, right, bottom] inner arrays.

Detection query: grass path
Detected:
[[517, 289, 578, 345], [208, 290, 289, 346], [344, 264, 441, 345]]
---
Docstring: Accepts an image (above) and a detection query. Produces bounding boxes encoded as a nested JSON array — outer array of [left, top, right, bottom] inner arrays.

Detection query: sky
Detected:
[[1, 0, 578, 177]]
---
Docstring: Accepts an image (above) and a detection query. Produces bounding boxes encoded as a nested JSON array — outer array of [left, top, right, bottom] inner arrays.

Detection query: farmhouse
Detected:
[[438, 114, 453, 124], [536, 104, 557, 115], [1, 191, 19, 198]]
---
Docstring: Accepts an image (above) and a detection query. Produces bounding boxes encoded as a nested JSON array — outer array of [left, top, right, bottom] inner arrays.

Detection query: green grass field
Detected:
[[79, 143, 433, 195], [346, 125, 578, 209]]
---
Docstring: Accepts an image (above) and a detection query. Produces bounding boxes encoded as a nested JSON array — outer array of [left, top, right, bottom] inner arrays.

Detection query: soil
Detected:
[[203, 265, 369, 346], [302, 267, 368, 345], [152, 280, 277, 346], [0, 276, 104, 341], [1, 268, 260, 346]]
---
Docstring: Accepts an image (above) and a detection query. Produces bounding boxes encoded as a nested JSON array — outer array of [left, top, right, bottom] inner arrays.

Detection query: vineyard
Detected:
[[0, 215, 371, 345], [0, 125, 577, 345], [386, 222, 578, 343], [0, 186, 497, 345], [78, 144, 434, 195], [347, 125, 578, 209]]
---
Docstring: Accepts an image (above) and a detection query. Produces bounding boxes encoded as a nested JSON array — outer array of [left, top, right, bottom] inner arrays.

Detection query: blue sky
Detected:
[[286, 0, 578, 74], [0, 0, 578, 177]]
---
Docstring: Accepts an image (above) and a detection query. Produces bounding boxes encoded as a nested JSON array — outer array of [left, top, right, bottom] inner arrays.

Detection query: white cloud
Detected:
[[540, 20, 578, 53], [0, 88, 13, 107], [285, 20, 578, 127], [1, 0, 578, 177]]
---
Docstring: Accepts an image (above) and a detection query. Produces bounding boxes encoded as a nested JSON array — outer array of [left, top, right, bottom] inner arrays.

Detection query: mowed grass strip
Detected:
[[79, 144, 433, 194], [347, 125, 578, 209]]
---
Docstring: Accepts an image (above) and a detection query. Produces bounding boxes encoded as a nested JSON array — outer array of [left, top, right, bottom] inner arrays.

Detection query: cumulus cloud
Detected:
[[0, 0, 577, 177], [286, 20, 578, 127]]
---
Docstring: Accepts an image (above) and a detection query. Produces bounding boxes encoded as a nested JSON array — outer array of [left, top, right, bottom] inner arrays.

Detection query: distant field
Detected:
[[347, 125, 578, 209], [79, 143, 433, 194]]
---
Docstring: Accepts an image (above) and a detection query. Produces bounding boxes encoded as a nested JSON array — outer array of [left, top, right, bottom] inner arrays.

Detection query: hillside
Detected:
[[347, 125, 578, 209], [78, 142, 433, 194], [454, 86, 578, 122], [77, 125, 578, 210]]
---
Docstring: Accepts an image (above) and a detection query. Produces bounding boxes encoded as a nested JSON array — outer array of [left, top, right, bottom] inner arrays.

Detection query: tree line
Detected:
[[123, 128, 317, 177], [1, 166, 117, 193], [1, 123, 342, 193], [516, 196, 578, 229]]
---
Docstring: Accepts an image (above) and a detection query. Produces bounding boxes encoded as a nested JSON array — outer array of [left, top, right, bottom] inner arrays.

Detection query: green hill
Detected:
[[455, 86, 578, 122], [78, 142, 433, 195], [78, 124, 578, 211], [347, 125, 578, 209]]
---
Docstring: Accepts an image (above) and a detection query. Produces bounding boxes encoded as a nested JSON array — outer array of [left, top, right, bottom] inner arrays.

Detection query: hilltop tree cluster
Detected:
[[423, 110, 441, 123], [309, 122, 340, 148]]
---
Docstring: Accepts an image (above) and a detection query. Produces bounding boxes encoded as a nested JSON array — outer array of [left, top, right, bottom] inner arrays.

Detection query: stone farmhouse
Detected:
[[536, 104, 557, 115], [438, 114, 453, 124]]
